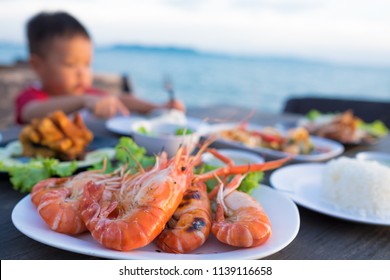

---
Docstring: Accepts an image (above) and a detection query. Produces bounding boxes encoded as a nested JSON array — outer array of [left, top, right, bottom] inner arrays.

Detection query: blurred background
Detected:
[[1, 0, 390, 117]]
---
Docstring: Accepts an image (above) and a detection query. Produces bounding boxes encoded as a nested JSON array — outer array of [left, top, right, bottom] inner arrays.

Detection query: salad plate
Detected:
[[12, 184, 300, 260]]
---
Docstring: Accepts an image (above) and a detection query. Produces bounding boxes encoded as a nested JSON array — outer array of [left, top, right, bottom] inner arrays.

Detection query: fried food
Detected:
[[19, 111, 93, 161]]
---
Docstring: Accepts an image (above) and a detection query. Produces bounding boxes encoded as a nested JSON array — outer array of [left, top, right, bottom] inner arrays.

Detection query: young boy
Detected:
[[16, 11, 185, 124]]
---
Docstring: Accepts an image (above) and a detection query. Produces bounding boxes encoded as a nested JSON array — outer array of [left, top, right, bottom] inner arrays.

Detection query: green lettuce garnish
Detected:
[[175, 128, 193, 135], [89, 137, 155, 174], [3, 158, 78, 193], [357, 119, 389, 137], [115, 137, 155, 170], [196, 163, 264, 195], [136, 126, 149, 135], [306, 109, 322, 121]]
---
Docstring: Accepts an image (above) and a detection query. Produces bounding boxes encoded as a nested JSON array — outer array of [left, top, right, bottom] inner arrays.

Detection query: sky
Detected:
[[1, 0, 390, 66]]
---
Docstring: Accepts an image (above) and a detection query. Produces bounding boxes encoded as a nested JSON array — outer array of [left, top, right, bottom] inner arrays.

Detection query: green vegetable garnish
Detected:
[[306, 110, 322, 121], [357, 119, 389, 137], [0, 137, 156, 193], [137, 126, 149, 135], [90, 137, 156, 174], [195, 163, 264, 195], [175, 127, 193, 135], [115, 137, 155, 170], [3, 158, 78, 193]]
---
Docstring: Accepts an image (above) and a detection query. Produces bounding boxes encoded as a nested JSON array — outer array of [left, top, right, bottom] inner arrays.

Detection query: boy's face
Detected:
[[31, 35, 93, 96]]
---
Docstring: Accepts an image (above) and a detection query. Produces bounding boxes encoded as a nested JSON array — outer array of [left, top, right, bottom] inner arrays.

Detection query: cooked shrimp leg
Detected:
[[196, 156, 290, 182]]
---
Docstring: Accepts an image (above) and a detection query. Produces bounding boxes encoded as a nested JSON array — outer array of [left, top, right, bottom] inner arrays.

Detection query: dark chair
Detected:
[[283, 95, 390, 127]]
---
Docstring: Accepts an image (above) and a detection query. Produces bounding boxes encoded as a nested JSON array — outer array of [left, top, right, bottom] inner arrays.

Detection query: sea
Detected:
[[1, 43, 390, 114]]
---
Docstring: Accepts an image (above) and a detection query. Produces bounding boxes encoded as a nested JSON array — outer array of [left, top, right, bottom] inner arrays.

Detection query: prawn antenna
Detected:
[[118, 146, 145, 173]]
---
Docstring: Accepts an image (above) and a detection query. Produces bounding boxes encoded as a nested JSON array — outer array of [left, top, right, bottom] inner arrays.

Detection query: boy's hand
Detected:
[[163, 99, 186, 112], [84, 95, 129, 118]]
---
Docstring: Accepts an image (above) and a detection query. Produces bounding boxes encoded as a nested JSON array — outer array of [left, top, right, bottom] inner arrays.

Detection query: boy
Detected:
[[16, 11, 185, 124]]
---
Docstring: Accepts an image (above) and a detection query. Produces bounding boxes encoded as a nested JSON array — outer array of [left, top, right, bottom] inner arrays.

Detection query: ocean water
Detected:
[[1, 44, 390, 113]]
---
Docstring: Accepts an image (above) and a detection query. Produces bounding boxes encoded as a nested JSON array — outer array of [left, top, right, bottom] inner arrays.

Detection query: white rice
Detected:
[[322, 156, 390, 219]]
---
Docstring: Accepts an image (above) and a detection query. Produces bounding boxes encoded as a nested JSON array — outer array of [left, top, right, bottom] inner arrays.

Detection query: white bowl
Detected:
[[356, 151, 390, 168], [130, 120, 201, 157], [201, 149, 265, 166]]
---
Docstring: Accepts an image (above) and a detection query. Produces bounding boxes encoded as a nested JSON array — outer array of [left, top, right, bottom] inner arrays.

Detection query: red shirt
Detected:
[[15, 86, 106, 124]]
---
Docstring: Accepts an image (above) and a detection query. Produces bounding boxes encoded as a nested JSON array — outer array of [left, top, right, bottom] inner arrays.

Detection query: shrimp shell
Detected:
[[211, 175, 271, 248], [31, 170, 115, 235], [31, 177, 69, 207], [80, 149, 194, 251], [155, 180, 211, 253]]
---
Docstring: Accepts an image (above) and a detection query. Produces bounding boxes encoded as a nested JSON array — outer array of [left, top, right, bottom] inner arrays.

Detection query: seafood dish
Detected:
[[19, 111, 93, 161], [299, 110, 389, 145], [206, 121, 346, 161], [28, 139, 291, 253], [213, 123, 313, 155]]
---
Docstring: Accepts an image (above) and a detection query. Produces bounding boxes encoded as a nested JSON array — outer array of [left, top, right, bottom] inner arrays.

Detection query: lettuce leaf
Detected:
[[3, 137, 155, 193], [357, 119, 389, 137], [115, 137, 155, 170], [89, 137, 156, 174], [5, 158, 78, 193], [196, 163, 264, 195], [306, 109, 322, 121]]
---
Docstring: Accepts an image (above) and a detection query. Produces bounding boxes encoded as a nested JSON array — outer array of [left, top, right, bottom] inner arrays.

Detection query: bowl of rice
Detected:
[[322, 156, 390, 219]]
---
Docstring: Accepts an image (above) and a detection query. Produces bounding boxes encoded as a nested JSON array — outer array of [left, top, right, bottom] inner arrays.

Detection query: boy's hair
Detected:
[[27, 11, 90, 56]]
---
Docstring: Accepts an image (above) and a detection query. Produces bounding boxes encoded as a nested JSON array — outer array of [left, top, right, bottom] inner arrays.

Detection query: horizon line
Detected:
[[0, 41, 389, 69]]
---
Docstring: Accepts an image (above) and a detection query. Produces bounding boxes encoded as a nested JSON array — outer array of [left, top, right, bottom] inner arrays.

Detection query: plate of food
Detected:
[[12, 184, 299, 260], [105, 109, 208, 137], [298, 110, 389, 145], [206, 122, 344, 162], [129, 118, 205, 157], [0, 140, 115, 169], [105, 115, 145, 136], [201, 149, 265, 166], [270, 158, 390, 225], [0, 111, 116, 193], [0, 111, 116, 170]]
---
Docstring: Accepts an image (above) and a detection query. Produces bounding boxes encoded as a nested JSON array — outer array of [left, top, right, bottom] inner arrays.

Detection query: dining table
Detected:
[[1, 104, 390, 260]]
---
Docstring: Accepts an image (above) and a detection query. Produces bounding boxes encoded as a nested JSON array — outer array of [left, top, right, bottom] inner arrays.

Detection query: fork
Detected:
[[163, 75, 175, 101]]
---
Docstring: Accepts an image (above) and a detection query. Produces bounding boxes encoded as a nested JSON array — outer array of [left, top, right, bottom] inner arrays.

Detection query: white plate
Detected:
[[270, 163, 390, 225], [201, 149, 265, 166], [106, 114, 208, 137], [12, 185, 300, 260], [207, 123, 344, 162], [0, 140, 116, 170], [105, 115, 145, 136], [356, 151, 390, 168]]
